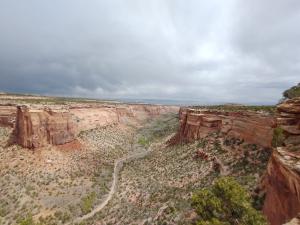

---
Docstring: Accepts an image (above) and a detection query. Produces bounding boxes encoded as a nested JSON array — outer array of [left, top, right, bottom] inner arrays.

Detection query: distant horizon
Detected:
[[0, 90, 279, 106]]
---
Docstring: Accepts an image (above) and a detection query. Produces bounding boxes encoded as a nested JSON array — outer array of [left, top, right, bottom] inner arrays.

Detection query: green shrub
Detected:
[[283, 83, 300, 99], [191, 177, 267, 225], [272, 127, 285, 147]]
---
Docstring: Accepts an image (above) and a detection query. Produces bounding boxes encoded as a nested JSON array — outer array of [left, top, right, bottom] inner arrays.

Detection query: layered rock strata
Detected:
[[0, 105, 16, 127], [15, 106, 76, 148], [170, 108, 275, 148], [263, 98, 300, 225], [14, 104, 178, 148]]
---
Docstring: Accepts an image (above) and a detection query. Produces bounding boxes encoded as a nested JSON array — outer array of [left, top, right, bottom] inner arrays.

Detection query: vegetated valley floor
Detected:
[[0, 113, 270, 225]]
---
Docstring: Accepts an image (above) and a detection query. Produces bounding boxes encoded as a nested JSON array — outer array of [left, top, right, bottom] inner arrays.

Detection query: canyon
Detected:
[[0, 94, 299, 225], [1, 102, 178, 149]]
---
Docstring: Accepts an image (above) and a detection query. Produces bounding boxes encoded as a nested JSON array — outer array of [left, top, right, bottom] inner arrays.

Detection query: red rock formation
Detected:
[[263, 97, 300, 225], [170, 108, 275, 148], [169, 101, 300, 225], [15, 106, 76, 148], [15, 104, 179, 148], [171, 108, 222, 143], [263, 149, 300, 225], [0, 105, 16, 127]]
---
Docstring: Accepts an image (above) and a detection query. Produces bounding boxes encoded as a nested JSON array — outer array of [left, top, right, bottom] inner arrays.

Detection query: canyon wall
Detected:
[[69, 104, 178, 132], [170, 108, 275, 148], [170, 102, 300, 225], [13, 104, 178, 149], [0, 105, 16, 127], [263, 97, 300, 225], [69, 105, 119, 132], [15, 106, 76, 148]]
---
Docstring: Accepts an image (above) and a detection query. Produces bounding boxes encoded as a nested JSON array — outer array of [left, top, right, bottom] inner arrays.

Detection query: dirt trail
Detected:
[[69, 115, 177, 224], [70, 146, 153, 224]]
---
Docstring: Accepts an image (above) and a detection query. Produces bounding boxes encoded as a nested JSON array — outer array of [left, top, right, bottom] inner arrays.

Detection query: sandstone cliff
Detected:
[[15, 106, 76, 148], [15, 104, 179, 148], [170, 108, 275, 148], [170, 102, 300, 225], [0, 105, 16, 127], [263, 98, 300, 225]]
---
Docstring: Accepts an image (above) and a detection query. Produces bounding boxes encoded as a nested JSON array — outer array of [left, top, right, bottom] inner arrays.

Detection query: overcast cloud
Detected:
[[0, 0, 299, 104]]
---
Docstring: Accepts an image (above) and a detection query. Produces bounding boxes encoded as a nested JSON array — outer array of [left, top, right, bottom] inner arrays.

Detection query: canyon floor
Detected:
[[0, 109, 271, 225]]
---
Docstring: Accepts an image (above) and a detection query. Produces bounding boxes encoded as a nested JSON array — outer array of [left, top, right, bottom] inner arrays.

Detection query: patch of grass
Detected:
[[197, 138, 208, 148], [138, 136, 150, 147], [80, 192, 96, 215], [17, 214, 40, 225], [272, 127, 285, 147]]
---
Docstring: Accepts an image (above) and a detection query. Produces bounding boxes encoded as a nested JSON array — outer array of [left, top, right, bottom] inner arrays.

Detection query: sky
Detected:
[[0, 0, 299, 105]]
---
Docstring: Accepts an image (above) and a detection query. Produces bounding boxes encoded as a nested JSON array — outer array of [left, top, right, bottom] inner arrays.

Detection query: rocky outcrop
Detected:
[[15, 106, 76, 148], [15, 104, 179, 148], [0, 105, 16, 127], [263, 98, 300, 225], [170, 108, 275, 148]]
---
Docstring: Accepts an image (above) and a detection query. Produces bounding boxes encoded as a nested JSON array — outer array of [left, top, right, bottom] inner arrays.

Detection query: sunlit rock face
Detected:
[[169, 108, 275, 148], [263, 97, 300, 225]]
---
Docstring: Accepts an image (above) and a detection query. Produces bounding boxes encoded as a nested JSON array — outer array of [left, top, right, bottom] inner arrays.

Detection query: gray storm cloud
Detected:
[[0, 0, 299, 104]]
